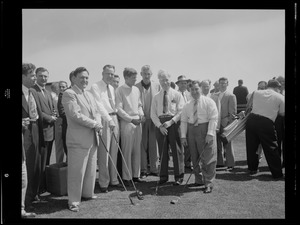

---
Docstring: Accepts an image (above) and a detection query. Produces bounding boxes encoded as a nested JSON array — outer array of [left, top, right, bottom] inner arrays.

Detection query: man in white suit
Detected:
[[62, 67, 102, 212], [215, 77, 237, 170], [135, 65, 160, 178]]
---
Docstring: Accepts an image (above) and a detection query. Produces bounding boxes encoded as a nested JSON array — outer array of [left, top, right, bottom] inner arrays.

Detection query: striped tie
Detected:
[[193, 99, 198, 126], [28, 90, 38, 119]]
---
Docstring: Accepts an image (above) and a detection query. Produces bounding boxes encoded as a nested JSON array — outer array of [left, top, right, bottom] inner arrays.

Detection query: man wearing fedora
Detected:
[[245, 79, 284, 179], [176, 75, 192, 172]]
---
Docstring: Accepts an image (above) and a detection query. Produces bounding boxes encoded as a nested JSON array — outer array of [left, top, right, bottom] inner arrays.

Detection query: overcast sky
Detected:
[[22, 9, 285, 93]]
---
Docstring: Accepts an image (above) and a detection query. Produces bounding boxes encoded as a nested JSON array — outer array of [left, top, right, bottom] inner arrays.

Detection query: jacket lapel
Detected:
[[22, 92, 29, 114]]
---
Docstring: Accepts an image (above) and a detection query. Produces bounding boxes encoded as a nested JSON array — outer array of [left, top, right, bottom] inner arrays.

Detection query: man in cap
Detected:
[[176, 75, 192, 172], [245, 79, 284, 179]]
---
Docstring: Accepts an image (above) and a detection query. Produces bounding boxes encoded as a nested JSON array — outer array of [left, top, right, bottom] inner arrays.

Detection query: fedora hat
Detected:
[[175, 75, 189, 84]]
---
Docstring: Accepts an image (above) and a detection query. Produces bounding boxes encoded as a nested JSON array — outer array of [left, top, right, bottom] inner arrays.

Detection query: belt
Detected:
[[109, 112, 117, 116], [158, 114, 173, 119], [188, 122, 208, 126], [250, 113, 273, 122]]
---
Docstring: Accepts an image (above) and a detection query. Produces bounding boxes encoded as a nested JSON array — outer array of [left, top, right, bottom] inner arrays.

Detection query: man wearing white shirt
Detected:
[[181, 80, 218, 193], [176, 75, 192, 172], [151, 70, 185, 185], [90, 64, 121, 193], [115, 67, 145, 185]]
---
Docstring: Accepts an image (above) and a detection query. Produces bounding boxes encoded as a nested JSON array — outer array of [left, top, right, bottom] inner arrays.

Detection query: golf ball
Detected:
[[138, 191, 143, 195]]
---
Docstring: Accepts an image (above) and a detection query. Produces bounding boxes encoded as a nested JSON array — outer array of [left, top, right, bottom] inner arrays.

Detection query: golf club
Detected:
[[111, 130, 144, 200], [170, 142, 209, 205], [154, 134, 167, 196], [98, 132, 136, 205]]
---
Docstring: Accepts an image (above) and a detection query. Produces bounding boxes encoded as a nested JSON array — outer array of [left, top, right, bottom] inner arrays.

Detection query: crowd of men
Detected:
[[22, 62, 285, 216]]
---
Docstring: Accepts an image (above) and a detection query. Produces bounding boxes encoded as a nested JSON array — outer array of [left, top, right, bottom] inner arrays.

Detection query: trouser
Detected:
[[67, 142, 97, 206], [140, 118, 159, 174], [22, 161, 27, 213], [120, 119, 142, 180], [216, 126, 235, 167], [23, 122, 41, 203], [246, 114, 283, 178], [61, 118, 68, 157], [40, 140, 53, 192], [188, 123, 217, 187], [275, 115, 285, 166], [98, 115, 120, 188], [156, 116, 184, 181], [55, 118, 65, 163]]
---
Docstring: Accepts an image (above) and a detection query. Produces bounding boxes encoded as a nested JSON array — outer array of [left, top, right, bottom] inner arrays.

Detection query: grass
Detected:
[[28, 131, 285, 219]]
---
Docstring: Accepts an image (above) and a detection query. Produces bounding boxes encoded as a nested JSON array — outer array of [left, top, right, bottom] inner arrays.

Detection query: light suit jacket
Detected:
[[216, 91, 237, 128], [62, 85, 102, 149]]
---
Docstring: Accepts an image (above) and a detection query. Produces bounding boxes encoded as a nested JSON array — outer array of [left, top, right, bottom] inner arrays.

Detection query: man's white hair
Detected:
[[157, 69, 171, 80]]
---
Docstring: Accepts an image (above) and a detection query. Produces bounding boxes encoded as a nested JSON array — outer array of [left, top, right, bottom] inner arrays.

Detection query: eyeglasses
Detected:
[[219, 82, 228, 85]]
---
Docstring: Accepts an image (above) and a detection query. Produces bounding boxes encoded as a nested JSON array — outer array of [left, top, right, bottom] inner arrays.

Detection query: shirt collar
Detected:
[[74, 84, 84, 94], [124, 83, 132, 89], [22, 84, 29, 94], [36, 83, 45, 91]]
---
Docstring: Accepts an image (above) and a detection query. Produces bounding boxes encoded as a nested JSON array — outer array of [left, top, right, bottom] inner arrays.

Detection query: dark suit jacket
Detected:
[[31, 84, 55, 141], [22, 90, 45, 149]]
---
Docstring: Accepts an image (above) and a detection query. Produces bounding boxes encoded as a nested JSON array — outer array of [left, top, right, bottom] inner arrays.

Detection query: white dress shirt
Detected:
[[90, 80, 116, 122], [151, 88, 185, 128], [181, 95, 218, 138]]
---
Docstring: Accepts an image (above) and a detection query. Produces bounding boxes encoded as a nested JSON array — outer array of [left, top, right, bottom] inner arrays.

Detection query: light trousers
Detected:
[[120, 120, 142, 180], [67, 142, 97, 206], [98, 115, 120, 188], [188, 123, 217, 187]]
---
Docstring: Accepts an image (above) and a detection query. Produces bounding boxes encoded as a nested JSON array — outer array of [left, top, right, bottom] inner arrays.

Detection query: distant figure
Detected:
[[200, 79, 212, 97], [111, 74, 120, 90], [170, 81, 176, 89], [210, 80, 220, 94], [233, 79, 249, 113]]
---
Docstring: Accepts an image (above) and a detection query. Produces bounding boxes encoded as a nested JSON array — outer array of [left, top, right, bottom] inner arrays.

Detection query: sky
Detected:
[[22, 9, 285, 93]]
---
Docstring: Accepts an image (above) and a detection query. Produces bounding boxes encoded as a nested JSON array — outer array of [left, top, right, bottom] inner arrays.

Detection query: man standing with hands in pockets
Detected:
[[181, 80, 218, 193]]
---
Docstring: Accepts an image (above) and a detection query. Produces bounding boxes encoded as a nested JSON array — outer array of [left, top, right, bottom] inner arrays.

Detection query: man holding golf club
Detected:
[[62, 67, 102, 212], [180, 80, 218, 193], [90, 64, 121, 193], [115, 67, 145, 186], [151, 69, 185, 186]]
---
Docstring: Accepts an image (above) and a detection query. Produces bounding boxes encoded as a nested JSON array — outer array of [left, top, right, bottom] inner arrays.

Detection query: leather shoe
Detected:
[[110, 183, 123, 188], [158, 179, 168, 185], [173, 178, 183, 186], [140, 172, 147, 179], [68, 204, 79, 212], [82, 195, 98, 201], [203, 186, 213, 194], [100, 187, 108, 193], [21, 212, 36, 218], [249, 170, 258, 175], [133, 177, 145, 183], [216, 165, 225, 168]]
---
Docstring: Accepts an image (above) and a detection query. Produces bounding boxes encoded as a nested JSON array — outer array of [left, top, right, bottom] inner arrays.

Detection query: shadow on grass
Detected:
[[31, 195, 68, 215]]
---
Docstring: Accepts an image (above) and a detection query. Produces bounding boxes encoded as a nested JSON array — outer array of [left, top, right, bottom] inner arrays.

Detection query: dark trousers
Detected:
[[156, 116, 184, 181], [40, 140, 53, 191], [275, 115, 285, 167], [23, 122, 41, 204], [246, 114, 283, 178], [61, 119, 68, 157]]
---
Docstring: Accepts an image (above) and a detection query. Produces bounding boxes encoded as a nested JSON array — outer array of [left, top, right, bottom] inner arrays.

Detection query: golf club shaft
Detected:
[[98, 132, 134, 204], [111, 130, 140, 196]]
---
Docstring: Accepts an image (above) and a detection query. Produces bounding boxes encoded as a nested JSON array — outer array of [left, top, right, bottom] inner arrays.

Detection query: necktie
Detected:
[[28, 90, 38, 119], [163, 90, 168, 114], [182, 92, 187, 103], [193, 99, 198, 126], [107, 84, 116, 111]]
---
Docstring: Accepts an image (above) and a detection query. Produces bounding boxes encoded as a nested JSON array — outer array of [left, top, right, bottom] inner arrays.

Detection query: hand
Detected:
[[181, 138, 188, 147], [163, 120, 174, 129], [159, 125, 168, 136], [205, 134, 214, 144], [108, 120, 116, 130], [22, 118, 30, 130], [237, 111, 245, 119], [94, 123, 103, 134], [131, 119, 141, 125], [140, 115, 146, 123], [51, 116, 58, 122]]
